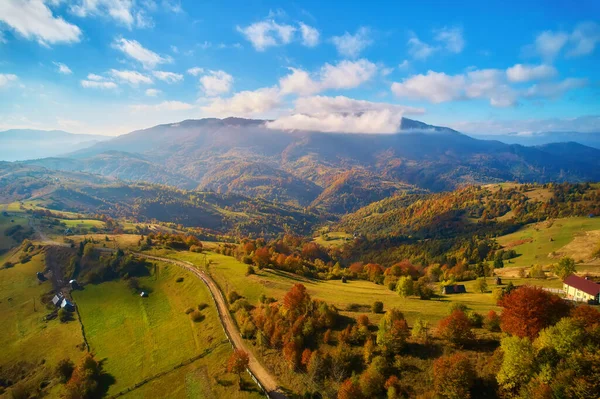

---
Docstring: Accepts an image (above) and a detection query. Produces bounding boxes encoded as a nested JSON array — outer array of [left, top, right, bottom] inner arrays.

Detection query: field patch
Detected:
[[496, 217, 600, 269], [73, 261, 226, 395], [0, 253, 84, 396]]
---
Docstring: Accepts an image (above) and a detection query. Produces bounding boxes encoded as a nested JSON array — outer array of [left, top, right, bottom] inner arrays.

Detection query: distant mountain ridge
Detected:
[[14, 117, 600, 213], [471, 131, 600, 149], [0, 129, 110, 161]]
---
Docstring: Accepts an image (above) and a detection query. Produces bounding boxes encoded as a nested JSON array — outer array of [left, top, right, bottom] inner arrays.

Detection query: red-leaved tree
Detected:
[[436, 309, 474, 346], [498, 285, 571, 339]]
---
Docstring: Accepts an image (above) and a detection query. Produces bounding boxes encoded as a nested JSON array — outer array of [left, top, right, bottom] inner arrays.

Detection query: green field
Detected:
[[73, 260, 260, 397], [496, 217, 600, 269], [0, 212, 29, 251], [0, 252, 85, 397], [147, 248, 563, 326], [61, 219, 106, 229], [313, 231, 353, 248]]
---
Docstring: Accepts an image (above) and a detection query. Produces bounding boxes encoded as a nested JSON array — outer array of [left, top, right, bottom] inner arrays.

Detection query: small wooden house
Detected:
[[442, 284, 466, 294]]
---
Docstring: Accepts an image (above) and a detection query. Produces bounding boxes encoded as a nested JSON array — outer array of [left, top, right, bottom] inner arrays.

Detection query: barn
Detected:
[[563, 274, 600, 303], [442, 284, 467, 294]]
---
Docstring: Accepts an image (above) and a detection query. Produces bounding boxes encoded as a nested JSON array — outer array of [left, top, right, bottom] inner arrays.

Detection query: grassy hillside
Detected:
[[73, 261, 259, 397], [0, 252, 84, 397], [145, 248, 563, 325], [496, 216, 600, 268]]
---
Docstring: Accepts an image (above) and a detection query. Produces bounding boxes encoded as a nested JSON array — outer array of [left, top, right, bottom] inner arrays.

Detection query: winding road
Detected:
[[28, 217, 286, 398], [133, 253, 286, 398]]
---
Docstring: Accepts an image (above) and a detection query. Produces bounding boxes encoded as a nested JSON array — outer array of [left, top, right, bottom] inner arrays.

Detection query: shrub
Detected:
[[58, 308, 72, 323], [484, 310, 501, 332], [197, 303, 209, 310], [184, 307, 194, 314], [466, 311, 483, 328], [189, 310, 205, 322], [529, 265, 546, 279], [227, 291, 241, 304], [189, 244, 203, 253], [372, 301, 384, 314], [245, 265, 255, 276], [55, 359, 74, 383], [175, 277, 184, 283], [345, 303, 362, 312], [2, 261, 14, 269]]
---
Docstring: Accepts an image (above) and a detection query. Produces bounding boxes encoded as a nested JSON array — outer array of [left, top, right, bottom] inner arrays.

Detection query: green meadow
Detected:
[[496, 216, 600, 269], [72, 260, 248, 396], [147, 248, 563, 326]]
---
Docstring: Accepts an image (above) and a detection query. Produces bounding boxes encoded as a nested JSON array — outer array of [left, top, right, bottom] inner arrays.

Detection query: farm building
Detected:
[[563, 274, 600, 303], [61, 298, 75, 311], [51, 293, 64, 307], [442, 284, 466, 294]]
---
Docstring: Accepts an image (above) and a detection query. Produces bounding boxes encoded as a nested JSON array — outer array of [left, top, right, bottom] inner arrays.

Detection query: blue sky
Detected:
[[0, 0, 598, 136]]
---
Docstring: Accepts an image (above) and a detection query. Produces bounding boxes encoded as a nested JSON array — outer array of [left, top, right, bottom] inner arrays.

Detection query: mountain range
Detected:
[[6, 117, 600, 214]]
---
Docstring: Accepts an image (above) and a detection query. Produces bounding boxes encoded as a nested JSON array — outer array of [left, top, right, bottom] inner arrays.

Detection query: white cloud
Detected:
[[80, 80, 118, 89], [279, 68, 322, 96], [0, 31, 7, 44], [525, 78, 588, 98], [434, 27, 465, 53], [534, 30, 569, 60], [299, 22, 319, 47], [109, 69, 153, 85], [53, 61, 72, 75], [112, 38, 170, 69], [187, 67, 204, 76], [237, 19, 295, 51], [331, 27, 371, 58], [392, 69, 517, 107], [393, 67, 585, 107], [152, 70, 183, 83], [56, 117, 85, 130], [145, 88, 161, 96], [131, 101, 194, 111], [407, 33, 437, 60], [0, 74, 18, 87], [567, 21, 600, 57], [266, 95, 424, 134], [527, 22, 600, 60], [506, 64, 557, 83], [201, 87, 282, 117], [293, 96, 424, 115], [86, 73, 104, 81], [279, 59, 378, 96], [0, 0, 82, 46], [392, 71, 465, 103], [69, 0, 154, 29], [398, 60, 409, 69], [199, 70, 233, 96], [381, 67, 394, 76]]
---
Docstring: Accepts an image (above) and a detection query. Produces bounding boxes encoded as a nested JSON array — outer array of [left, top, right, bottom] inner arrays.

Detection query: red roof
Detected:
[[564, 274, 600, 296]]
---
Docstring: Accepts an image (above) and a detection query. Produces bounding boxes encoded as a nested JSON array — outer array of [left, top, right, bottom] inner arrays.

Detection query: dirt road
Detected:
[[133, 253, 287, 399]]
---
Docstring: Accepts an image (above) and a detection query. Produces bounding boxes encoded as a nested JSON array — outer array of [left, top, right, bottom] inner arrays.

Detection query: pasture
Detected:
[[0, 252, 85, 397], [73, 260, 259, 397], [147, 248, 563, 326], [496, 217, 600, 269]]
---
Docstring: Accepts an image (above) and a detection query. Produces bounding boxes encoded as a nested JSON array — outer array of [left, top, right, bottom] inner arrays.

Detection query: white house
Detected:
[[563, 274, 600, 303]]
